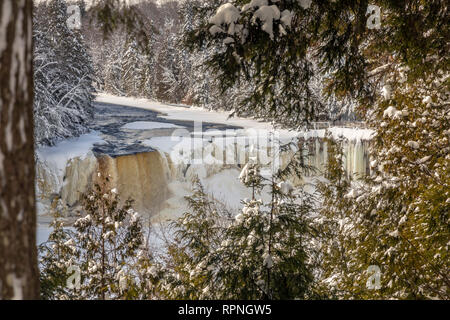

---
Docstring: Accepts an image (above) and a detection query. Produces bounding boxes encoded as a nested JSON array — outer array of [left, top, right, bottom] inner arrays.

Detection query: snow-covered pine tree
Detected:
[[327, 63, 449, 299], [158, 146, 318, 299], [100, 32, 127, 96], [141, 35, 157, 99], [33, 18, 61, 145], [154, 179, 228, 299], [315, 133, 357, 298], [33, 0, 95, 146], [39, 177, 154, 300], [186, 0, 331, 124], [121, 38, 146, 97], [154, 18, 185, 102], [217, 158, 316, 299], [189, 0, 449, 299], [317, 73, 449, 299]]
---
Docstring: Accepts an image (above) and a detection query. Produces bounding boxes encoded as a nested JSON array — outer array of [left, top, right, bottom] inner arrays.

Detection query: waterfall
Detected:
[[36, 129, 372, 220], [302, 138, 371, 179], [37, 150, 172, 216], [97, 152, 171, 215]]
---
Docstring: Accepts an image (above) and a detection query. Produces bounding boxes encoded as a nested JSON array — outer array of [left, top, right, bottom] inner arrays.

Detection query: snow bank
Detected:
[[36, 131, 104, 175]]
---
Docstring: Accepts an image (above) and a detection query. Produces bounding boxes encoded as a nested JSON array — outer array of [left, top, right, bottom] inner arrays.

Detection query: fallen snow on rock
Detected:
[[36, 131, 104, 176]]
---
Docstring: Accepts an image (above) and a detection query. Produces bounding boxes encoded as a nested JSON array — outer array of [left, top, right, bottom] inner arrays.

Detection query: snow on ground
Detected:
[[36, 131, 104, 176], [122, 121, 184, 130]]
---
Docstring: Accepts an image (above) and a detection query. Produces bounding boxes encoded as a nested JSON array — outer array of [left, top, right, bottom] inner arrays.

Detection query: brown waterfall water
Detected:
[[95, 151, 171, 216], [36, 149, 172, 218], [61, 154, 98, 207]]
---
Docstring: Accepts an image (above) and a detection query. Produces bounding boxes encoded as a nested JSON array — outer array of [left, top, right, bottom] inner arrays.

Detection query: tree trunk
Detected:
[[0, 0, 39, 300]]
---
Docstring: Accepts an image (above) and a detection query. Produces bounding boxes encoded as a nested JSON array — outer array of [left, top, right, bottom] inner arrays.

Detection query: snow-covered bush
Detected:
[[39, 176, 153, 300]]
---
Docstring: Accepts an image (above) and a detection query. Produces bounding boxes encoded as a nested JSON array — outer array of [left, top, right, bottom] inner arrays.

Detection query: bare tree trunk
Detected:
[[0, 0, 39, 300]]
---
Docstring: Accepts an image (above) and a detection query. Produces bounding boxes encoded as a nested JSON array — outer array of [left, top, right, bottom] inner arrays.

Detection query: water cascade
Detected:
[[36, 150, 172, 217], [36, 131, 372, 220], [300, 138, 371, 179], [97, 152, 171, 215]]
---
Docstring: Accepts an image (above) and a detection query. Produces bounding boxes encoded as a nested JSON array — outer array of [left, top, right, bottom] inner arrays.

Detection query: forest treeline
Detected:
[[33, 0, 94, 145], [33, 0, 356, 146]]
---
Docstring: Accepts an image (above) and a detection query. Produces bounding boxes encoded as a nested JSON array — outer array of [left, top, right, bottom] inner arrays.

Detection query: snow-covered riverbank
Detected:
[[96, 93, 374, 141]]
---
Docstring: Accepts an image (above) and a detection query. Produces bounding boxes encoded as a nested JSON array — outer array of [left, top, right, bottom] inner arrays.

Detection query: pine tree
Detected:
[[187, 1, 448, 123], [317, 73, 449, 299], [188, 0, 449, 299], [158, 146, 318, 299], [39, 177, 153, 300], [154, 18, 184, 102], [33, 0, 95, 146], [121, 38, 145, 97], [315, 134, 358, 298]]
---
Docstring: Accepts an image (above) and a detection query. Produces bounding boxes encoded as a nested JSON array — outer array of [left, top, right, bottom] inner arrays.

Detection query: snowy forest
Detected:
[[33, 0, 357, 148], [0, 0, 448, 301]]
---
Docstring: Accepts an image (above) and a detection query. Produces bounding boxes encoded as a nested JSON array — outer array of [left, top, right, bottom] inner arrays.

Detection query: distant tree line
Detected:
[[85, 0, 356, 123]]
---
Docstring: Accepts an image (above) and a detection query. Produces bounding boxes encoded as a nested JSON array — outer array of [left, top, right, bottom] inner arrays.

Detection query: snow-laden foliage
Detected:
[[152, 147, 319, 299], [189, 0, 449, 299], [33, 0, 95, 146], [88, 1, 189, 104], [317, 64, 449, 299], [39, 177, 155, 300], [186, 0, 370, 124]]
